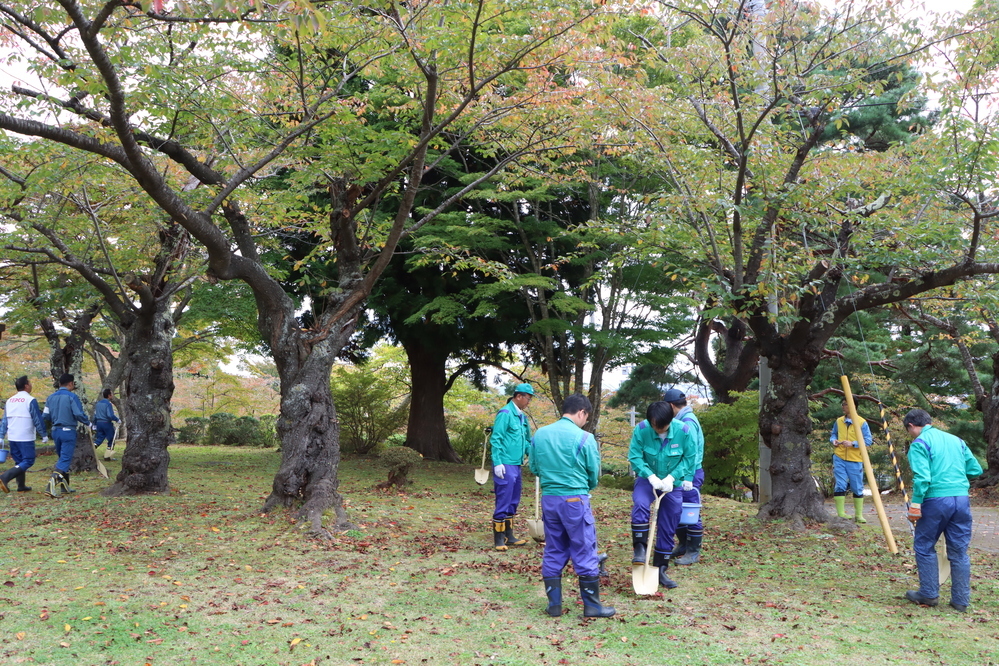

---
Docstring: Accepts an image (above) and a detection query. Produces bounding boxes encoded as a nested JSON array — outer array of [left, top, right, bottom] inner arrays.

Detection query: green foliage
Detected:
[[445, 404, 495, 464], [330, 349, 409, 454], [697, 392, 760, 499], [376, 446, 424, 487], [204, 413, 274, 448], [177, 417, 209, 444]]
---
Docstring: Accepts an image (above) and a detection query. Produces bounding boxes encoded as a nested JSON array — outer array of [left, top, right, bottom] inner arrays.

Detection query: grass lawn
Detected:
[[1, 445, 997, 666]]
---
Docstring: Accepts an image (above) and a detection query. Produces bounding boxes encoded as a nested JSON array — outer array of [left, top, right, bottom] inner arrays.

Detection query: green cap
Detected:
[[514, 383, 535, 396]]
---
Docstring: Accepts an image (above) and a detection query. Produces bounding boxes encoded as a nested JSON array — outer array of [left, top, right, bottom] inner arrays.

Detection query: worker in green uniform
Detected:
[[490, 383, 534, 551]]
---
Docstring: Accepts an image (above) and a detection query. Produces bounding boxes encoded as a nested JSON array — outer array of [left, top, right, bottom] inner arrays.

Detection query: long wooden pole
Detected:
[[840, 376, 898, 554]]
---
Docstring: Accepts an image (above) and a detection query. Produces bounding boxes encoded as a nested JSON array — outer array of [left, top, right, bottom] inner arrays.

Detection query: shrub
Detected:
[[177, 417, 208, 444], [445, 405, 495, 463], [331, 362, 408, 455], [697, 391, 760, 500], [205, 412, 272, 447], [375, 446, 424, 490]]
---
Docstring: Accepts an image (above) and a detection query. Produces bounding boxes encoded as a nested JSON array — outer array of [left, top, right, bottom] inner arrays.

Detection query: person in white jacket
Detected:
[[0, 376, 48, 493]]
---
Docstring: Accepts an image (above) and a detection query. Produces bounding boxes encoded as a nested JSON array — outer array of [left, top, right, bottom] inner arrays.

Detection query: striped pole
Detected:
[[877, 401, 914, 537]]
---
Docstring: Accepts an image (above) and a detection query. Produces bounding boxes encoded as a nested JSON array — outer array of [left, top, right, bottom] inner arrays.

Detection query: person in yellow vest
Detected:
[[830, 399, 873, 523]]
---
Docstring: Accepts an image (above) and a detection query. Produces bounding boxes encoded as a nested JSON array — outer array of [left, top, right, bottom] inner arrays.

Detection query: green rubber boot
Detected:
[[834, 496, 848, 519], [853, 497, 867, 524]]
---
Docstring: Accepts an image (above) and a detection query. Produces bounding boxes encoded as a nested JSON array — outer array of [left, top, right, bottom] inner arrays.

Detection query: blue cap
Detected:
[[514, 383, 535, 396], [662, 388, 685, 403]]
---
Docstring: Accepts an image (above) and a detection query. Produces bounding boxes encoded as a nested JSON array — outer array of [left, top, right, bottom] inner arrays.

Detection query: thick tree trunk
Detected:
[[103, 305, 175, 495], [402, 338, 461, 462], [973, 348, 999, 487], [262, 325, 354, 536], [757, 347, 829, 523]]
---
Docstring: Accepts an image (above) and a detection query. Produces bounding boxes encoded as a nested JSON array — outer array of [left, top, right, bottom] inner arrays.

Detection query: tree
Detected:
[[0, 1, 602, 533], [0, 148, 198, 493], [618, 1, 999, 521]]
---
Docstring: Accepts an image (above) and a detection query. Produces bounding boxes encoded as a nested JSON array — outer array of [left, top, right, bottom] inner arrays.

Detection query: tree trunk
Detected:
[[262, 322, 354, 535], [974, 346, 999, 487], [103, 304, 175, 495], [402, 338, 461, 462], [756, 346, 829, 522]]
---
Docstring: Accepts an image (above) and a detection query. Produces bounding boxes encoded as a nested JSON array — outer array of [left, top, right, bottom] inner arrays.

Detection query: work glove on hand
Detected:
[[42, 436, 48, 444], [662, 475, 675, 494], [493, 464, 506, 480], [681, 480, 694, 492], [92, 424, 97, 431], [907, 503, 922, 524], [647, 474, 664, 492]]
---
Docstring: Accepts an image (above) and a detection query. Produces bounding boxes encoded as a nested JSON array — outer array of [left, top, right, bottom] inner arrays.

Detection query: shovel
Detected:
[[632, 489, 664, 595], [83, 424, 109, 479], [474, 430, 490, 485], [526, 476, 545, 542], [938, 543, 951, 585]]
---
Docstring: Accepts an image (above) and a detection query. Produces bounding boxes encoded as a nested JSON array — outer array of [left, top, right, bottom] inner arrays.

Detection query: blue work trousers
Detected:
[[7, 440, 36, 471], [94, 422, 116, 448], [492, 464, 523, 521], [540, 494, 600, 578], [631, 477, 683, 563], [52, 427, 77, 474], [833, 455, 864, 496], [914, 495, 973, 607]]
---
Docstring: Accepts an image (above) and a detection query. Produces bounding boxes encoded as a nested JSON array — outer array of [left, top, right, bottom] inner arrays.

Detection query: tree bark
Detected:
[[262, 322, 355, 535], [974, 338, 999, 487], [103, 304, 175, 495], [756, 343, 829, 522], [694, 317, 759, 405], [402, 338, 461, 462]]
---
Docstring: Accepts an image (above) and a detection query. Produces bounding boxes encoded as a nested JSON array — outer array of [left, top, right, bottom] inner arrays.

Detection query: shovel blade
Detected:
[[937, 545, 951, 584], [527, 519, 545, 543], [632, 563, 659, 595], [474, 468, 489, 485]]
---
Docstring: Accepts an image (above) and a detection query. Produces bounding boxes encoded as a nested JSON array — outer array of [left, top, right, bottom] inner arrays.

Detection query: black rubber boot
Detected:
[[543, 577, 562, 617], [504, 518, 527, 547], [60, 471, 75, 494], [493, 520, 509, 551], [671, 526, 688, 558], [675, 532, 702, 565], [0, 467, 17, 493], [16, 472, 31, 492], [597, 553, 609, 577], [653, 551, 678, 589], [631, 523, 649, 564], [579, 575, 615, 618]]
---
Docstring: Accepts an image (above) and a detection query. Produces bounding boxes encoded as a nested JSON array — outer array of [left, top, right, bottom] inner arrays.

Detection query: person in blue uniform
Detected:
[[529, 394, 614, 618], [41, 374, 91, 497], [92, 388, 121, 460], [663, 388, 705, 564], [0, 376, 48, 493], [629, 401, 697, 589], [490, 383, 534, 551], [903, 409, 983, 612]]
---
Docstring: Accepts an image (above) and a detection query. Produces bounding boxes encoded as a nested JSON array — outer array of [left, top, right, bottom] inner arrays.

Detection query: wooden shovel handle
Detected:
[[534, 476, 541, 520]]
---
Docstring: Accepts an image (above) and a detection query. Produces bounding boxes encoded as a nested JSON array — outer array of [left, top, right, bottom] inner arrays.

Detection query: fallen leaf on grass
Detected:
[[15, 632, 25, 640]]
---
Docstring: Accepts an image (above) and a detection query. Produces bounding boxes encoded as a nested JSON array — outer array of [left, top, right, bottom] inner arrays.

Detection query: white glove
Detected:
[[92, 424, 97, 431], [663, 474, 675, 493], [682, 480, 694, 492], [42, 436, 48, 444], [493, 464, 506, 479], [648, 474, 664, 492]]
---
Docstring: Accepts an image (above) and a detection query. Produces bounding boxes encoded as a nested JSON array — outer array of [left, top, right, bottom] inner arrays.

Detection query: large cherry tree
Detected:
[[0, 0, 602, 534]]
